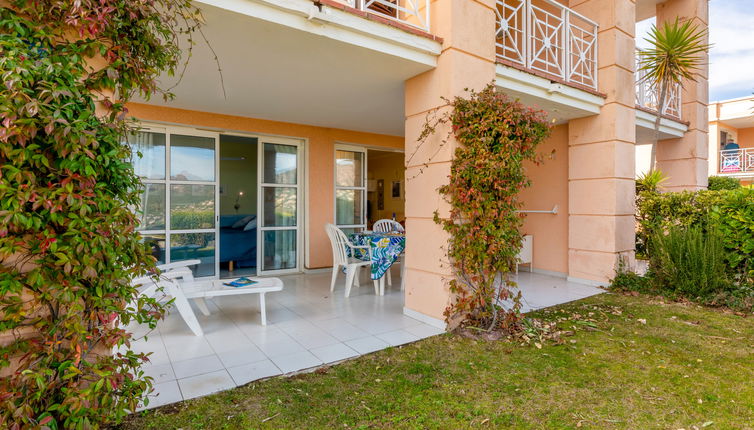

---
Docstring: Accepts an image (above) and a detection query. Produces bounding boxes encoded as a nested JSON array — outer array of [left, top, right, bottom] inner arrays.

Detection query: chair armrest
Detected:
[[348, 244, 373, 260], [161, 268, 194, 281], [157, 259, 201, 272]]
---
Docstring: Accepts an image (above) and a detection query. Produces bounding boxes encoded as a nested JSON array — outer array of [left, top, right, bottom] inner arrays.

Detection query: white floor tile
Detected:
[[376, 329, 420, 346], [141, 363, 176, 384], [140, 380, 183, 410], [163, 336, 215, 362], [177, 370, 236, 400], [344, 336, 391, 354], [172, 355, 224, 379], [269, 351, 323, 374], [309, 343, 359, 363], [287, 328, 340, 350], [313, 319, 370, 342], [217, 346, 268, 368], [227, 359, 282, 386], [131, 269, 596, 408], [405, 323, 445, 339], [253, 335, 307, 358]]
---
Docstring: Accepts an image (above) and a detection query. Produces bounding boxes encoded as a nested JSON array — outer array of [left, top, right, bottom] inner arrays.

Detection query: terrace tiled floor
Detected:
[[126, 268, 603, 409]]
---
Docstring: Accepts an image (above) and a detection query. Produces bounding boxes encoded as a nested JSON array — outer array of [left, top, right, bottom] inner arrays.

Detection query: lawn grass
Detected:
[[118, 293, 754, 429]]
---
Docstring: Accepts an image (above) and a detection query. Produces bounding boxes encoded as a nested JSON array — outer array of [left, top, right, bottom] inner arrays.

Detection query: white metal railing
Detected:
[[635, 54, 682, 119], [720, 148, 754, 174], [340, 0, 430, 32], [495, 0, 599, 90]]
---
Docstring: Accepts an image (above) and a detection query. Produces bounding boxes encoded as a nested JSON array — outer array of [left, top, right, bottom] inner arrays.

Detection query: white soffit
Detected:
[[495, 64, 604, 124], [635, 109, 688, 142], [196, 0, 441, 66], [136, 1, 442, 136]]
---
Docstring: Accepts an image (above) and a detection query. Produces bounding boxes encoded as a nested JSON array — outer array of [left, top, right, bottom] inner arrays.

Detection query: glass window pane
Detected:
[[170, 184, 215, 229], [170, 233, 215, 277], [262, 187, 296, 227], [130, 132, 166, 180], [263, 143, 297, 184], [137, 183, 166, 231], [262, 230, 296, 271], [335, 150, 364, 187], [339, 227, 360, 237], [336, 189, 364, 226], [141, 234, 166, 265], [170, 134, 215, 181]]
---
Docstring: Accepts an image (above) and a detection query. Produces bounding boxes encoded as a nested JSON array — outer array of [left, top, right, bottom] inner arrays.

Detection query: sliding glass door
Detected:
[[130, 127, 219, 278], [334, 145, 367, 235], [257, 137, 302, 275]]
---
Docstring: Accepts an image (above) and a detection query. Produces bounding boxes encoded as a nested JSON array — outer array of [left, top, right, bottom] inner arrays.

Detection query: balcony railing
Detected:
[[340, 0, 430, 32], [720, 148, 754, 175], [635, 54, 682, 119], [495, 0, 599, 90]]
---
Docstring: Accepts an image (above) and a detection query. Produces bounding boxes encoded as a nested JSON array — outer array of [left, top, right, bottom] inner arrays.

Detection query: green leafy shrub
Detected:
[[636, 188, 754, 281], [420, 85, 551, 331], [0, 2, 202, 428], [171, 210, 215, 230], [708, 175, 741, 191], [610, 269, 653, 294], [650, 226, 733, 299]]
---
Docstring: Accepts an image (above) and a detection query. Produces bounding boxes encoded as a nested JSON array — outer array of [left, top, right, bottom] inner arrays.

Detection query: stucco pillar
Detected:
[[402, 0, 497, 324], [566, 0, 637, 283], [655, 0, 710, 190]]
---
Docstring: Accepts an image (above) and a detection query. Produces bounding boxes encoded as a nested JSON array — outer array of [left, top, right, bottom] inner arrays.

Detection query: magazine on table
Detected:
[[223, 277, 258, 288]]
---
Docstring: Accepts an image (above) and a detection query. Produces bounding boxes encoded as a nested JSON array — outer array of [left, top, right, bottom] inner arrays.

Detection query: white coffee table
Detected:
[[182, 277, 283, 326]]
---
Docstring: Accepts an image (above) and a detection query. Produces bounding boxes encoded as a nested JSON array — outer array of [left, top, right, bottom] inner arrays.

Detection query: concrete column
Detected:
[[402, 0, 497, 324], [566, 0, 637, 283], [656, 0, 710, 190]]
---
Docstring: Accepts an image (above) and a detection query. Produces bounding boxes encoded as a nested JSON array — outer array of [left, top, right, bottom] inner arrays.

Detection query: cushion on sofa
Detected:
[[231, 215, 253, 229]]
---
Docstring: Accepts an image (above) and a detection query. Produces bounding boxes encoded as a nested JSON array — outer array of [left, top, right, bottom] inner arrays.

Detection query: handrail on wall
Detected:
[[517, 205, 558, 214]]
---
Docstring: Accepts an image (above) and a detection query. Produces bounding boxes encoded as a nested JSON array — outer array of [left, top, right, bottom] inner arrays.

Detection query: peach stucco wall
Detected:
[[737, 127, 754, 149], [519, 124, 569, 275], [402, 0, 497, 322], [125, 103, 403, 269]]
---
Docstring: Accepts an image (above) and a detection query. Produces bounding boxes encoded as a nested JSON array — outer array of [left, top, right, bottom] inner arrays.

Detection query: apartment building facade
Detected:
[[708, 96, 754, 185], [127, 0, 710, 327]]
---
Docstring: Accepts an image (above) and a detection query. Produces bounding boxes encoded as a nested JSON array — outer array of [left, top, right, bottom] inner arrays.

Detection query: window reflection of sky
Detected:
[[171, 146, 215, 181], [131, 146, 166, 179], [274, 152, 296, 178]]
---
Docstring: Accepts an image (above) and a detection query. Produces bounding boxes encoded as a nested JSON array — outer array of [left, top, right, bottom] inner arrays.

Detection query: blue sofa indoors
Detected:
[[219, 214, 257, 269]]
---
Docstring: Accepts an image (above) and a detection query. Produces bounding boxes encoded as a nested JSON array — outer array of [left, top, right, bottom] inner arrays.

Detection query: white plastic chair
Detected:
[[130, 271, 205, 336], [373, 219, 404, 233], [371, 219, 406, 290], [325, 223, 379, 297]]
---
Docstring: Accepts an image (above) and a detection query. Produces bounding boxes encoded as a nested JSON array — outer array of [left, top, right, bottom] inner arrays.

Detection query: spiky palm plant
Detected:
[[638, 18, 711, 172]]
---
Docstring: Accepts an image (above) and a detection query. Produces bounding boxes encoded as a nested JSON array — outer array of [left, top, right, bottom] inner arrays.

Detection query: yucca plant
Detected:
[[636, 169, 669, 193], [638, 18, 711, 171]]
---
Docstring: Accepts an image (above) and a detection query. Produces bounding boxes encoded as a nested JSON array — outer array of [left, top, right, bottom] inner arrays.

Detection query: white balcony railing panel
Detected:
[[341, 0, 430, 32], [495, 0, 598, 90], [720, 148, 754, 174], [635, 54, 682, 119]]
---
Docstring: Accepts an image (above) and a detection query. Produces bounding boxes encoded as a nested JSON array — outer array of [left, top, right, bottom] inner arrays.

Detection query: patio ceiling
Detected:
[[135, 2, 438, 136]]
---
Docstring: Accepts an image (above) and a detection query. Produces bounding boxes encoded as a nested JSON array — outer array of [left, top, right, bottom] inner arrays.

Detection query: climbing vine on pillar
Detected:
[[421, 85, 551, 331], [0, 2, 204, 428]]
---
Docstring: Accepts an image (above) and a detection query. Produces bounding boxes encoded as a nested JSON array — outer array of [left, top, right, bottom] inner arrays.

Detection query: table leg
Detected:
[[380, 276, 385, 296], [194, 298, 211, 316], [259, 293, 267, 326], [229, 260, 234, 272]]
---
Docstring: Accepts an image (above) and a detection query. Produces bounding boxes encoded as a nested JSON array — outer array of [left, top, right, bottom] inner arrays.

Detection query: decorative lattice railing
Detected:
[[340, 0, 430, 32], [635, 53, 682, 119], [495, 0, 599, 90]]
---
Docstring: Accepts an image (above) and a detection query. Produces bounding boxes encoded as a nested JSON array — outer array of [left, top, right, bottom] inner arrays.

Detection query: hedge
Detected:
[[637, 188, 754, 281]]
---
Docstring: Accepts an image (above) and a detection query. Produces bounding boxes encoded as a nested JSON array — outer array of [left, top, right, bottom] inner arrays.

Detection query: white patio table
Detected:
[[181, 277, 283, 326]]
